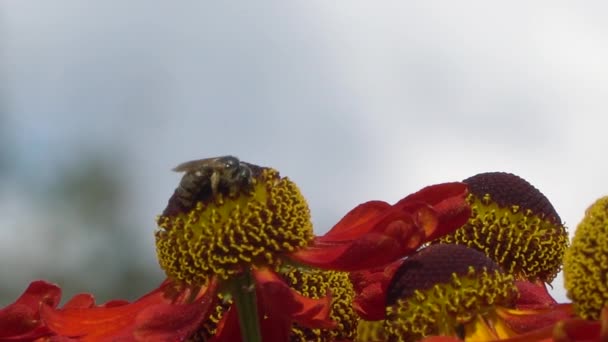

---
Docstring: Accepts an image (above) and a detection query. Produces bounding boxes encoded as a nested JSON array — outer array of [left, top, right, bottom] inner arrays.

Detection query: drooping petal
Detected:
[[350, 260, 401, 320], [318, 201, 392, 241], [134, 281, 218, 341], [62, 294, 96, 309], [496, 304, 573, 335], [41, 279, 213, 342], [0, 280, 61, 340], [254, 268, 335, 330], [290, 212, 428, 271], [494, 305, 608, 342], [290, 182, 470, 271], [210, 306, 242, 342], [514, 281, 559, 309], [210, 268, 336, 342], [395, 182, 471, 241]]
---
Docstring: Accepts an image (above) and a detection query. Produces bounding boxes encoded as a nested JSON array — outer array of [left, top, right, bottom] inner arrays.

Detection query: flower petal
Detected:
[[396, 182, 471, 241], [290, 182, 470, 271], [0, 280, 61, 340], [350, 260, 401, 320], [254, 268, 335, 330], [514, 281, 558, 309], [41, 279, 204, 341], [290, 217, 426, 271], [319, 201, 392, 241], [63, 294, 95, 309], [134, 281, 218, 341], [211, 268, 336, 342], [496, 304, 573, 335]]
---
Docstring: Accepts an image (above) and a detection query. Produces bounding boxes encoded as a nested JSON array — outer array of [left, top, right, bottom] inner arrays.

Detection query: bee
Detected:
[[171, 156, 253, 208]]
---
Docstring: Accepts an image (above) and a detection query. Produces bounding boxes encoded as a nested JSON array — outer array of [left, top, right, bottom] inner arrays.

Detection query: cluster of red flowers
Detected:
[[1, 158, 606, 341]]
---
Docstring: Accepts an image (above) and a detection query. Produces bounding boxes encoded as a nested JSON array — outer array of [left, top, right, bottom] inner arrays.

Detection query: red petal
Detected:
[[292, 182, 469, 271], [396, 182, 471, 241], [554, 318, 601, 341], [134, 281, 218, 341], [350, 260, 401, 320], [320, 201, 391, 240], [602, 305, 608, 341], [254, 268, 335, 329], [514, 281, 558, 309], [211, 306, 242, 342], [498, 305, 607, 342], [212, 303, 297, 342], [397, 182, 468, 208], [63, 294, 95, 309], [497, 304, 573, 335], [211, 269, 336, 342], [101, 300, 130, 308], [41, 280, 203, 341], [0, 280, 61, 340], [290, 214, 428, 271]]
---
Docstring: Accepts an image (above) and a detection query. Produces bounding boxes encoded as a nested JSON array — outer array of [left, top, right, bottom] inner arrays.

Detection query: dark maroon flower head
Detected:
[[437, 172, 568, 283]]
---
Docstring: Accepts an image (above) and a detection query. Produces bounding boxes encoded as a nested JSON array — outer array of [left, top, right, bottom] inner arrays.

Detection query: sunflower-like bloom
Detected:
[[32, 156, 471, 341], [354, 243, 574, 342], [384, 244, 518, 341], [425, 195, 608, 342], [564, 196, 608, 320], [505, 195, 608, 342], [437, 172, 569, 283]]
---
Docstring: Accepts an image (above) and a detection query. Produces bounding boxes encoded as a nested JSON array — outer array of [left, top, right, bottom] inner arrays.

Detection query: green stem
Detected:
[[232, 269, 262, 342]]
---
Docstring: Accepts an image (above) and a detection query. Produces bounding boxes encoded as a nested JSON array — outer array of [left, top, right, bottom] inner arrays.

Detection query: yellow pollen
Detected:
[[283, 266, 358, 342], [385, 266, 516, 341], [564, 196, 608, 320], [155, 168, 313, 285], [438, 193, 569, 282]]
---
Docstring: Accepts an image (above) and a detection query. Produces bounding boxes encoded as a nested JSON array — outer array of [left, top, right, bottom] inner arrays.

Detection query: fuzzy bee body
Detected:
[[171, 156, 253, 210]]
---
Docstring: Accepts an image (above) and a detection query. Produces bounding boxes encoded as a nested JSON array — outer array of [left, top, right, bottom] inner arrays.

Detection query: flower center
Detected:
[[437, 172, 568, 282], [564, 196, 608, 320], [155, 167, 313, 285], [384, 244, 517, 342], [282, 266, 358, 341]]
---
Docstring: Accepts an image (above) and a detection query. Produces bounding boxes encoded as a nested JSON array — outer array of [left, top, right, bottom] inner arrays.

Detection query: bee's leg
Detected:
[[227, 183, 239, 197], [210, 172, 220, 196]]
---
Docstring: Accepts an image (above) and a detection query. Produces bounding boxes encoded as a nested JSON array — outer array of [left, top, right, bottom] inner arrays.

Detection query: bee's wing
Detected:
[[172, 155, 236, 173], [172, 157, 219, 173]]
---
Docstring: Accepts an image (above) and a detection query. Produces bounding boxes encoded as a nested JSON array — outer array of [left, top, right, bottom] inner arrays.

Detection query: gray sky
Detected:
[[2, 2, 608, 304]]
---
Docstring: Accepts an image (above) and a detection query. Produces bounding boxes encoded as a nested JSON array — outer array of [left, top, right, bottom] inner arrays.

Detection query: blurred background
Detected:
[[1, 2, 607, 305]]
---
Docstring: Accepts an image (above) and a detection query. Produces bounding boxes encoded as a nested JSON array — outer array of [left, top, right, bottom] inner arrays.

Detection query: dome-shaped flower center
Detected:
[[282, 266, 358, 342], [155, 165, 313, 285], [437, 172, 568, 282], [384, 244, 517, 342], [564, 196, 608, 320]]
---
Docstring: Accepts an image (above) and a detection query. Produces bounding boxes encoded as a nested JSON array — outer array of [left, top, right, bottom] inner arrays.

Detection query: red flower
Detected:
[[289, 182, 471, 271], [29, 182, 469, 341], [2, 157, 472, 342]]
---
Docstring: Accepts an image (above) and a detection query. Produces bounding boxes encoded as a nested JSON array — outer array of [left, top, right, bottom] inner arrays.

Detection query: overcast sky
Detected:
[[2, 2, 608, 304]]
